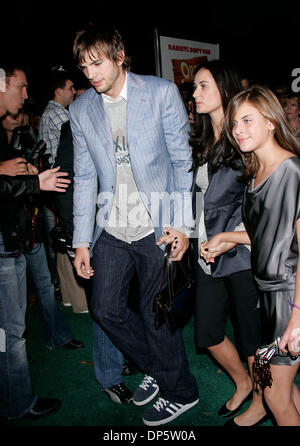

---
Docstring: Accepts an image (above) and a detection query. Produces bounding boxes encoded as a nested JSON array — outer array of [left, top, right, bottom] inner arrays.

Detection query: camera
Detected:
[[10, 126, 50, 170]]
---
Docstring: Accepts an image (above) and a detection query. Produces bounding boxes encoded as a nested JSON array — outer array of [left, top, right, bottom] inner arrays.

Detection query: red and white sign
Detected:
[[156, 34, 220, 87]]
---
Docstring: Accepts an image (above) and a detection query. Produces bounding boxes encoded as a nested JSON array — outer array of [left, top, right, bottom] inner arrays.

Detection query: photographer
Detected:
[[0, 64, 70, 421], [2, 110, 84, 350]]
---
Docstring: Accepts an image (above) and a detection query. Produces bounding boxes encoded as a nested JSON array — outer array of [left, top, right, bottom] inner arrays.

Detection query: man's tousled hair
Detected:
[[73, 24, 131, 71]]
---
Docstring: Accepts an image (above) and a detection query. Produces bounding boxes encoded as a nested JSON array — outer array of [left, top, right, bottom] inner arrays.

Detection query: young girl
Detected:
[[190, 60, 264, 426], [201, 85, 300, 425]]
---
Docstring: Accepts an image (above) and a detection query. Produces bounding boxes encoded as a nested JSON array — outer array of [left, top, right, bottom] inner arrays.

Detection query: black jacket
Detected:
[[0, 174, 39, 199], [53, 121, 74, 232], [0, 125, 40, 253]]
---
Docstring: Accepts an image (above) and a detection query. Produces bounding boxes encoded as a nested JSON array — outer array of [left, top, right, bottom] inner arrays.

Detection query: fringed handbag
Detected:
[[253, 337, 298, 389]]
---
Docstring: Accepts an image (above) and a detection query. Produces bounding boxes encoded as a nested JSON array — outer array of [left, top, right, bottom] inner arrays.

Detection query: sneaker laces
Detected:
[[153, 397, 170, 411], [139, 375, 155, 391], [153, 397, 184, 412]]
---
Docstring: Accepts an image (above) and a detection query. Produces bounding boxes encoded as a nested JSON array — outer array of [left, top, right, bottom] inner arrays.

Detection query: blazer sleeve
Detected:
[[161, 81, 194, 231], [69, 103, 98, 247]]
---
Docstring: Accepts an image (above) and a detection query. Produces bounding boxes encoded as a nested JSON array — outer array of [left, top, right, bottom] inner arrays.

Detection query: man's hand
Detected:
[[27, 163, 39, 175], [156, 227, 189, 261], [73, 247, 94, 279], [38, 166, 70, 192], [0, 158, 29, 176]]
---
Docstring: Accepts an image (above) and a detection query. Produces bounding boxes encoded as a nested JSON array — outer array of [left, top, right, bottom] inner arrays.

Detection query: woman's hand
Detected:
[[279, 313, 300, 357], [156, 227, 189, 261], [200, 233, 236, 263]]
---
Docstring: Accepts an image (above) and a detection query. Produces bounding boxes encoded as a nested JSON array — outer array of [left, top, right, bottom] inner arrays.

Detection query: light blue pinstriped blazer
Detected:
[[69, 71, 194, 252]]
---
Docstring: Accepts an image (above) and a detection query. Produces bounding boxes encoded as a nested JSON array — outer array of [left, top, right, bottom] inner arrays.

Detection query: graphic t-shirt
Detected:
[[104, 97, 153, 242]]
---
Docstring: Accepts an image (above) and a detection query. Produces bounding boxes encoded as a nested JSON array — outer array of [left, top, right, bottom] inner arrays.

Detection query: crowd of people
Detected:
[[1, 23, 300, 427]]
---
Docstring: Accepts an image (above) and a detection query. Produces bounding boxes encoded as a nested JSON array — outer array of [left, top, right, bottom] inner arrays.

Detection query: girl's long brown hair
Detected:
[[224, 85, 300, 182]]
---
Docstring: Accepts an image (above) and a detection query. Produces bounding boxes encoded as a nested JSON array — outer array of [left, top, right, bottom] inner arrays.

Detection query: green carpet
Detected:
[[1, 297, 298, 431]]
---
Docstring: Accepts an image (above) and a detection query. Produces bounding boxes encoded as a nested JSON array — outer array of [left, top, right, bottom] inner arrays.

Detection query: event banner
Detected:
[[155, 32, 220, 87]]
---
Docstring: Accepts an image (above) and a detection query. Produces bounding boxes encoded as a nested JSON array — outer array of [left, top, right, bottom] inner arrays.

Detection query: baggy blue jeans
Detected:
[[25, 242, 72, 349], [26, 243, 123, 389], [0, 234, 37, 419], [92, 321, 124, 390], [90, 231, 199, 404]]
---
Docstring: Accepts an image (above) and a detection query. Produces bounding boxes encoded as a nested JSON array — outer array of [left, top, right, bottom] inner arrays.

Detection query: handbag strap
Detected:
[[167, 246, 175, 303], [157, 244, 175, 308], [157, 244, 171, 293], [157, 243, 193, 307]]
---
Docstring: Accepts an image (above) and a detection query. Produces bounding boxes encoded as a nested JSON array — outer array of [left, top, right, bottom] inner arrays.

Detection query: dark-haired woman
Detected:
[[190, 60, 264, 426]]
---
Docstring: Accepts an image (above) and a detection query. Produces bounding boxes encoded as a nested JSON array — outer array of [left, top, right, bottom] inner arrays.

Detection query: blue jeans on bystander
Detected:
[[92, 321, 124, 390], [25, 242, 72, 349], [0, 233, 37, 419]]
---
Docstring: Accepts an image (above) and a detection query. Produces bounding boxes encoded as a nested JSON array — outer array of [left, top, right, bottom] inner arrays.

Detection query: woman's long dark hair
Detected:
[[190, 59, 243, 172]]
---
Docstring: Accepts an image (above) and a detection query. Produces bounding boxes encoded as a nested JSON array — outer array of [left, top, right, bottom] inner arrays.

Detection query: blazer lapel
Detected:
[[87, 92, 116, 173], [127, 72, 148, 158]]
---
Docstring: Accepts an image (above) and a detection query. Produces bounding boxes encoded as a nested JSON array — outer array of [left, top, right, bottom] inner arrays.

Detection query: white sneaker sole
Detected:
[[133, 386, 159, 406], [142, 398, 199, 426], [103, 389, 133, 405]]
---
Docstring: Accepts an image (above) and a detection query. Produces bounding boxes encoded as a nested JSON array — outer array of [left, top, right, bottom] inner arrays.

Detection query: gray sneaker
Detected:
[[142, 397, 199, 426], [133, 375, 159, 406]]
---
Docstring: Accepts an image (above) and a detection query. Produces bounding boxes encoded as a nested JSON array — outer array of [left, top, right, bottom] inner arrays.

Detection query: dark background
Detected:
[[1, 1, 299, 102]]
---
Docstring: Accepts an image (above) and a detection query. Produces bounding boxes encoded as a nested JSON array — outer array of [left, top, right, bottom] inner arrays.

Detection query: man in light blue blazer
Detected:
[[70, 25, 199, 426]]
